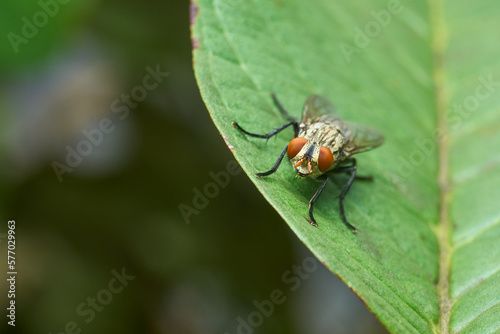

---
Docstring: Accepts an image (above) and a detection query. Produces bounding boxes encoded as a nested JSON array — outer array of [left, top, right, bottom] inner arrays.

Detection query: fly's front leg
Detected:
[[308, 176, 329, 227], [334, 160, 359, 232], [338, 166, 358, 232], [256, 145, 288, 178], [308, 172, 357, 231]]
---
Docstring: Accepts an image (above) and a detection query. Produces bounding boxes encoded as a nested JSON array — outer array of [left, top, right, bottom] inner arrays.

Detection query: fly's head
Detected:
[[287, 137, 335, 178]]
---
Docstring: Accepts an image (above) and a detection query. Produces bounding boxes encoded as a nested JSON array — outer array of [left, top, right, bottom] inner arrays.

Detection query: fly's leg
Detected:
[[308, 176, 330, 227], [232, 94, 299, 139], [232, 94, 299, 178], [338, 166, 358, 232], [232, 120, 296, 140], [308, 171, 357, 232], [271, 93, 297, 121], [271, 93, 299, 137], [255, 145, 288, 178], [334, 159, 359, 232], [232, 121, 292, 177]]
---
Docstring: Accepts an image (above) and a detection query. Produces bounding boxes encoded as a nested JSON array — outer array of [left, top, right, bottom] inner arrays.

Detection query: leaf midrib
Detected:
[[430, 0, 452, 332], [194, 0, 494, 332]]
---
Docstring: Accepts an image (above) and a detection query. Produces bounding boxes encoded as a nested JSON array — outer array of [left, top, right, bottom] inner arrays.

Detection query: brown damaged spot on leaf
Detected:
[[192, 37, 199, 50], [190, 1, 200, 50], [190, 1, 199, 26], [223, 135, 234, 152]]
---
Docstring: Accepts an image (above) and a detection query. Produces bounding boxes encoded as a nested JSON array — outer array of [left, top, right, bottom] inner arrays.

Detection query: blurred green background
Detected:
[[0, 1, 388, 333]]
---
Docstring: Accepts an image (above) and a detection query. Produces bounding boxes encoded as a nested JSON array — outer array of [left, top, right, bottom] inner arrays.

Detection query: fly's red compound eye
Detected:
[[318, 146, 334, 172], [287, 137, 308, 159]]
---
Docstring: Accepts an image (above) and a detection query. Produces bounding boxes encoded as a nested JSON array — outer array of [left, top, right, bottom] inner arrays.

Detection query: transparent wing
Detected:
[[339, 121, 385, 156], [301, 95, 341, 122]]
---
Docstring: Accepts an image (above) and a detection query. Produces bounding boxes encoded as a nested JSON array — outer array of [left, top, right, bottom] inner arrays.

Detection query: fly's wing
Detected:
[[302, 95, 341, 123], [339, 121, 385, 157]]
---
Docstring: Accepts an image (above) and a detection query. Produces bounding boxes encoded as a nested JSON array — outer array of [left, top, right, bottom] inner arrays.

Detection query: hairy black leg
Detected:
[[308, 170, 358, 231], [271, 93, 298, 121], [336, 164, 358, 232], [256, 145, 288, 178], [271, 93, 299, 137], [232, 121, 296, 140], [232, 94, 299, 139], [232, 94, 300, 179], [308, 176, 330, 227]]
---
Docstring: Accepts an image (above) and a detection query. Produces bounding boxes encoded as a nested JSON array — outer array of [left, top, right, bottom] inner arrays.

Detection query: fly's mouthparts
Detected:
[[294, 158, 306, 168], [294, 158, 312, 173]]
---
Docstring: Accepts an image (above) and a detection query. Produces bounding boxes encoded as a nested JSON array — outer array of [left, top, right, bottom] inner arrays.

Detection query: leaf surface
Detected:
[[191, 0, 500, 332]]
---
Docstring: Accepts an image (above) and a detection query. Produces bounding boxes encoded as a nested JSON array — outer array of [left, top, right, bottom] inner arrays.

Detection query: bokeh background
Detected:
[[1, 1, 388, 333]]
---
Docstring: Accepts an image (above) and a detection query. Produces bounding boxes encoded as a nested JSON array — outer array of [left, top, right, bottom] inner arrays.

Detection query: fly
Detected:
[[232, 94, 385, 232]]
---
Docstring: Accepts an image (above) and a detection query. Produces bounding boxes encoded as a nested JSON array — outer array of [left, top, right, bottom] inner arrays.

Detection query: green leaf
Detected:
[[191, 0, 500, 333]]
